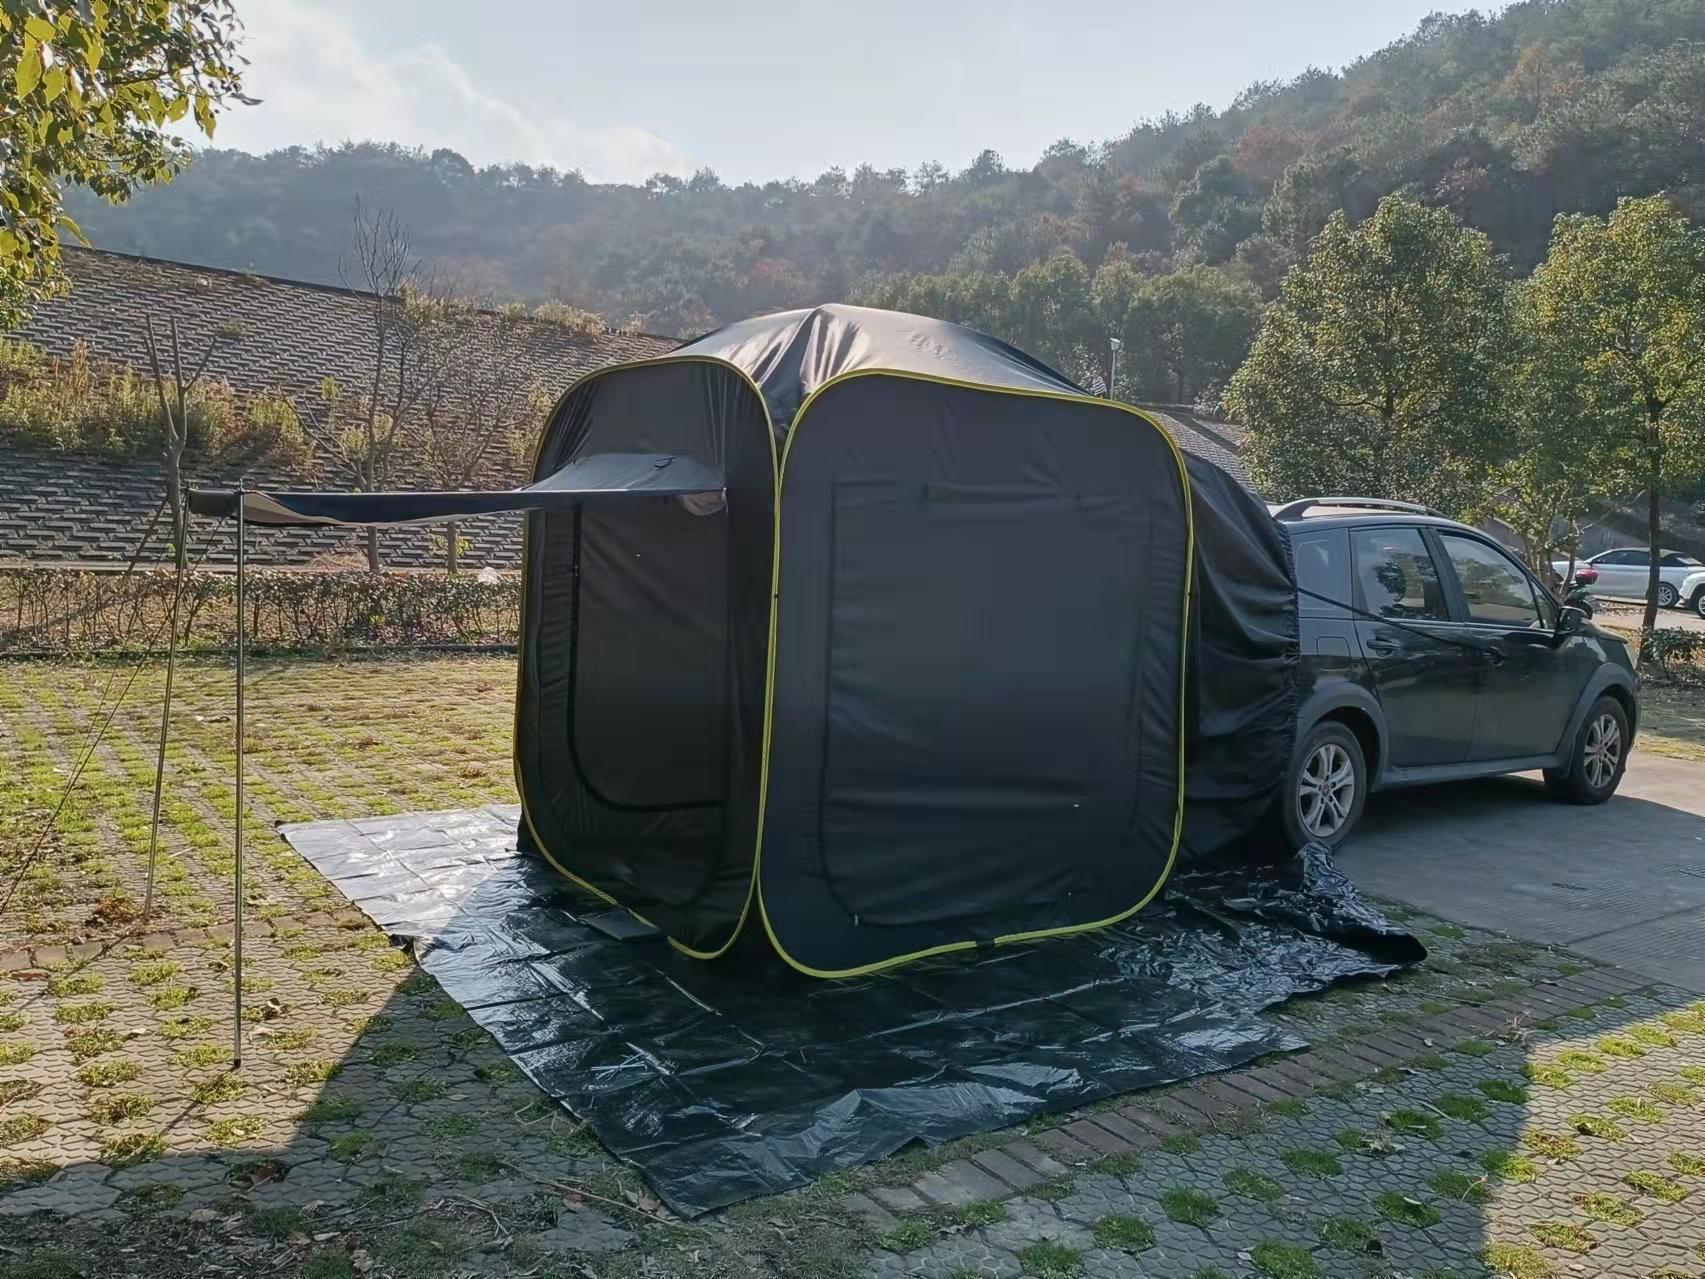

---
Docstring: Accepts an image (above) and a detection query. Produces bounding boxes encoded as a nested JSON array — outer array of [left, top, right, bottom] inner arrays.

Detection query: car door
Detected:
[[1349, 526, 1477, 766], [1434, 533, 1582, 761], [1594, 549, 1647, 599]]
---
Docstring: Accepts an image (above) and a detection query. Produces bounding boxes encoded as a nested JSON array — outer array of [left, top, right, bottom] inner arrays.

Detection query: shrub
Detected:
[[0, 339, 309, 466], [1, 567, 521, 654], [1642, 628, 1705, 676]]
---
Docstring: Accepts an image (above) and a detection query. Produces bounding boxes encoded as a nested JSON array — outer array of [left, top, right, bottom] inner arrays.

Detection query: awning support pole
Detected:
[[142, 541, 186, 924], [232, 492, 246, 1068]]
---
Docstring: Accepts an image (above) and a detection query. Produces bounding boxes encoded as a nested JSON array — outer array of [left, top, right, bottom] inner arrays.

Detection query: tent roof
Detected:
[[673, 304, 1086, 433], [188, 454, 723, 527]]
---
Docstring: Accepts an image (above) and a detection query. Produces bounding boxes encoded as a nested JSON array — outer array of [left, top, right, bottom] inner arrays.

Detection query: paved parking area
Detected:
[[1340, 753, 1705, 992]]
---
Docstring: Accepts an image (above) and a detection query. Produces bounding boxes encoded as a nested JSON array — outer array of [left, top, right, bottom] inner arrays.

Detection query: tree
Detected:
[[0, 1, 246, 325], [1225, 196, 1511, 513], [1483, 284, 1607, 576], [1526, 196, 1705, 636], [314, 201, 453, 571], [415, 309, 549, 572], [1169, 157, 1263, 266], [1119, 267, 1264, 402]]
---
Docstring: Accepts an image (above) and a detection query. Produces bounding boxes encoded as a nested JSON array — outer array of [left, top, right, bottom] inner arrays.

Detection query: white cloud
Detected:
[[211, 1, 690, 183]]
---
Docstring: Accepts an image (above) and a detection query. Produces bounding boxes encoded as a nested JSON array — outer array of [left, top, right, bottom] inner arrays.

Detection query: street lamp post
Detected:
[[1109, 337, 1123, 399]]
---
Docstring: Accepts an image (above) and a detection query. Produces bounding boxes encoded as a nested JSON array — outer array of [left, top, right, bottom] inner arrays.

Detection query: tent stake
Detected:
[[141, 546, 185, 924], [232, 493, 245, 1067]]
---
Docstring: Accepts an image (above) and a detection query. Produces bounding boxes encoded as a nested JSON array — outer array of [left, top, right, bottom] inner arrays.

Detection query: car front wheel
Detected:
[[1694, 588, 1705, 620], [1657, 582, 1679, 608], [1544, 695, 1630, 804], [1283, 721, 1368, 850]]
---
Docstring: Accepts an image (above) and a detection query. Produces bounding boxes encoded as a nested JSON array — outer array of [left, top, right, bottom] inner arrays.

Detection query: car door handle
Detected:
[[1480, 649, 1506, 668], [1365, 636, 1399, 655]]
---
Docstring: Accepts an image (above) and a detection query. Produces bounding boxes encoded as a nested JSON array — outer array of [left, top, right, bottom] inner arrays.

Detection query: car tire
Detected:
[[1282, 721, 1368, 851], [1543, 695, 1630, 805], [1657, 582, 1679, 608], [1694, 587, 1705, 620]]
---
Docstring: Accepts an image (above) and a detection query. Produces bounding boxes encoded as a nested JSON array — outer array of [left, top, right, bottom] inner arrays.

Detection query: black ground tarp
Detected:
[[284, 807, 1423, 1217]]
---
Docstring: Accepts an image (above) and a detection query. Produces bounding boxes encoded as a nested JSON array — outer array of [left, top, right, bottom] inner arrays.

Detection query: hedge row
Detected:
[[0, 568, 521, 653]]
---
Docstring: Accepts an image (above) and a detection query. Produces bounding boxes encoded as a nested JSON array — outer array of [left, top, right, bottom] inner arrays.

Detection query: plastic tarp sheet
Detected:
[[186, 453, 723, 525], [283, 807, 1424, 1217]]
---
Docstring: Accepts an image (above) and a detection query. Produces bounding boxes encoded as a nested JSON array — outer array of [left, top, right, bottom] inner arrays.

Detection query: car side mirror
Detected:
[[1556, 604, 1589, 637]]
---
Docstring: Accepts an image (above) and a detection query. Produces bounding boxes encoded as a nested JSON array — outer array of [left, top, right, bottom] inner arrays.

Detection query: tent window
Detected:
[[569, 500, 730, 810], [818, 481, 1148, 927]]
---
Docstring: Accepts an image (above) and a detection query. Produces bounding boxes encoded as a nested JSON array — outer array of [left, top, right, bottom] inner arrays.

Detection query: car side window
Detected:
[[1351, 528, 1448, 621], [1596, 550, 1637, 565], [1293, 530, 1349, 616], [1439, 535, 1543, 628]]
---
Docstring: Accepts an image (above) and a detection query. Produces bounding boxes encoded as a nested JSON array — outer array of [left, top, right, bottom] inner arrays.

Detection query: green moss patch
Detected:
[[1478, 1078, 1529, 1104], [1566, 1113, 1626, 1140], [1224, 1168, 1284, 1202], [1480, 1151, 1538, 1183], [1014, 1241, 1083, 1279], [1249, 1240, 1322, 1279], [1159, 1187, 1219, 1227], [1667, 1150, 1705, 1177], [1385, 1108, 1442, 1139], [1624, 1170, 1689, 1202], [1433, 1094, 1489, 1122], [1481, 1242, 1554, 1278], [1093, 1214, 1156, 1251], [1530, 1220, 1595, 1254], [1375, 1190, 1441, 1227], [1280, 1148, 1343, 1177], [1521, 1131, 1580, 1160], [1575, 1192, 1642, 1227], [1428, 1167, 1491, 1205], [1317, 1215, 1382, 1253]]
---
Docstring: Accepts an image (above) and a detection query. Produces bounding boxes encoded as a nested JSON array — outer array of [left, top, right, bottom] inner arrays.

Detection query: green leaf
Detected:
[[15, 40, 44, 97], [42, 64, 67, 104], [24, 15, 57, 42]]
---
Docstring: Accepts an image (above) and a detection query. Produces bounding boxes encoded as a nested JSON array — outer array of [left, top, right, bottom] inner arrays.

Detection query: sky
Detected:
[[218, 0, 1486, 185]]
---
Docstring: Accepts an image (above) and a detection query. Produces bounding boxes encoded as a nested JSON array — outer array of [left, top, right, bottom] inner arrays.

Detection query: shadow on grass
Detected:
[[6, 753, 1705, 1279]]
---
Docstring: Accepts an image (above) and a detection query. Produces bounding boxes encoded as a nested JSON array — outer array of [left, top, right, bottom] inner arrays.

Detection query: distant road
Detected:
[[1595, 600, 1705, 635]]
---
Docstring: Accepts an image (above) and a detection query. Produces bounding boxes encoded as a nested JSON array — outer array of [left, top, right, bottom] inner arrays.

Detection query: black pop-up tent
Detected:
[[192, 305, 1296, 982]]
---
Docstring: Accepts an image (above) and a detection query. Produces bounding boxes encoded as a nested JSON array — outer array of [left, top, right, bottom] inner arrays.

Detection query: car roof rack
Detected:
[[1270, 496, 1449, 520]]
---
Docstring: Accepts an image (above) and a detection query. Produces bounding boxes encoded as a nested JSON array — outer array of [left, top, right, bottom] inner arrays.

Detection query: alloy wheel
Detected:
[[1583, 713, 1622, 791], [1657, 583, 1679, 608], [1298, 741, 1356, 839]]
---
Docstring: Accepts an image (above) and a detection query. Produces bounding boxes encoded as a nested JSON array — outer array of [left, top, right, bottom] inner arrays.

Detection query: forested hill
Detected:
[[66, 0, 1705, 345]]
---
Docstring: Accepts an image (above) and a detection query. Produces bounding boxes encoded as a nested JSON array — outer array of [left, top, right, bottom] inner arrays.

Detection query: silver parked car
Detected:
[[1551, 547, 1705, 616]]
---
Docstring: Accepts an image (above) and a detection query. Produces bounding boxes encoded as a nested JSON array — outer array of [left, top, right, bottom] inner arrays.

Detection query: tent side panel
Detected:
[[759, 375, 1191, 976], [515, 360, 775, 956], [1178, 453, 1299, 861]]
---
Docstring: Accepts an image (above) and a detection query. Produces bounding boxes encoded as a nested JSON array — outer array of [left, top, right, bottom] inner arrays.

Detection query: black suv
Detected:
[[1276, 498, 1640, 849]]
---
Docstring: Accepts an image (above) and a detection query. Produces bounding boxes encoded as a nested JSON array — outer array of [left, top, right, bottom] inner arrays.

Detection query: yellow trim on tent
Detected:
[[749, 370, 1197, 980], [510, 353, 779, 961]]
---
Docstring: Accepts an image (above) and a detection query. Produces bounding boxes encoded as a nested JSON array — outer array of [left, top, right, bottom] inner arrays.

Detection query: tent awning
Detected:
[[188, 453, 725, 527]]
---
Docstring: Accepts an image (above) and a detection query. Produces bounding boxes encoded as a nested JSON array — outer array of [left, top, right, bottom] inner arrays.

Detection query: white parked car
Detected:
[[1552, 547, 1705, 616]]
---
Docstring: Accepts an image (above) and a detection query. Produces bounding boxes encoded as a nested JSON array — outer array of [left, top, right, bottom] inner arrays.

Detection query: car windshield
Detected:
[[1661, 553, 1703, 567]]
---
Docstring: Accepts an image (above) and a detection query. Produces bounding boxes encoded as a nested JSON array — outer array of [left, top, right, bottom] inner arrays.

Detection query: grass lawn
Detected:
[[1639, 681, 1705, 762], [4, 654, 1705, 1279], [0, 656, 518, 947]]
